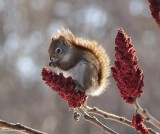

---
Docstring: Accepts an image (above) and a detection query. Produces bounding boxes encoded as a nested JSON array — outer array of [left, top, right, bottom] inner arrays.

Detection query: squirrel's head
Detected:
[[48, 36, 72, 64]]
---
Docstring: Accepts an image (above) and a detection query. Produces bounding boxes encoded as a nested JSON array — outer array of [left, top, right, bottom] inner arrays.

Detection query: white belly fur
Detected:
[[51, 61, 85, 83], [51, 61, 102, 96]]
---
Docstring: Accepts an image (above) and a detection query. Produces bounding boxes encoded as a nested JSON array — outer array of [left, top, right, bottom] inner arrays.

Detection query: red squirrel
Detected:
[[48, 29, 110, 96]]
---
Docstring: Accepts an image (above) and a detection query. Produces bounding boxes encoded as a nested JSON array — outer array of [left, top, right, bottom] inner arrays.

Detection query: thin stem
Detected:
[[78, 108, 118, 134], [82, 106, 131, 127], [133, 99, 160, 129], [82, 105, 158, 134], [0, 120, 47, 134]]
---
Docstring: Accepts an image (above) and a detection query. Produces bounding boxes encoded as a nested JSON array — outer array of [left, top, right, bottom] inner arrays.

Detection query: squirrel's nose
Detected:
[[49, 57, 54, 67], [49, 61, 53, 67]]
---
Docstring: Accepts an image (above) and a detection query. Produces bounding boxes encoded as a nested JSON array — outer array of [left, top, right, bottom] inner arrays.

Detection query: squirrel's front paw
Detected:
[[49, 61, 57, 68], [74, 80, 85, 93]]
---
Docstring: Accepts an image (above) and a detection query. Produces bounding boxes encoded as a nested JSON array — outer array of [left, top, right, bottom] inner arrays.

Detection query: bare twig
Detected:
[[133, 99, 160, 129], [82, 106, 131, 127], [71, 108, 81, 121], [148, 128, 160, 134], [78, 108, 118, 134], [82, 105, 159, 134], [0, 120, 47, 134]]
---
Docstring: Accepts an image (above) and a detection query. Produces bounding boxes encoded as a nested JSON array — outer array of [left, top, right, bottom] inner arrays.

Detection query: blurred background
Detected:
[[0, 0, 159, 133]]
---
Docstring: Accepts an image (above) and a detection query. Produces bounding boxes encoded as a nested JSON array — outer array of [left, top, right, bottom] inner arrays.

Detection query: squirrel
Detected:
[[48, 28, 110, 96]]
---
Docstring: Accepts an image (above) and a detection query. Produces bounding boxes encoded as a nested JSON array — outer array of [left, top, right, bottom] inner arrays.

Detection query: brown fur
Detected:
[[52, 28, 110, 95]]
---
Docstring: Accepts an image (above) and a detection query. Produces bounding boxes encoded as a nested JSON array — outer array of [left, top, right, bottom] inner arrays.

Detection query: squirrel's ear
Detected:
[[59, 36, 66, 45], [51, 36, 57, 41]]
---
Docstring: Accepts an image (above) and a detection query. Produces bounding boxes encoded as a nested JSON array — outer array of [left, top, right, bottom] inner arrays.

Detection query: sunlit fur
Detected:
[[51, 28, 110, 96]]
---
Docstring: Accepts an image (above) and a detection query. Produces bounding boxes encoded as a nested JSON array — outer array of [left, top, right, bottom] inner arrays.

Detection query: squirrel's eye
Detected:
[[55, 47, 62, 54]]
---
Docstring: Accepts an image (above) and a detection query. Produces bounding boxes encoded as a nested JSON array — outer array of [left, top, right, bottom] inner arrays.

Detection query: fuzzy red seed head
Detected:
[[148, 0, 160, 27], [132, 114, 149, 134], [111, 28, 144, 104], [41, 67, 87, 108]]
